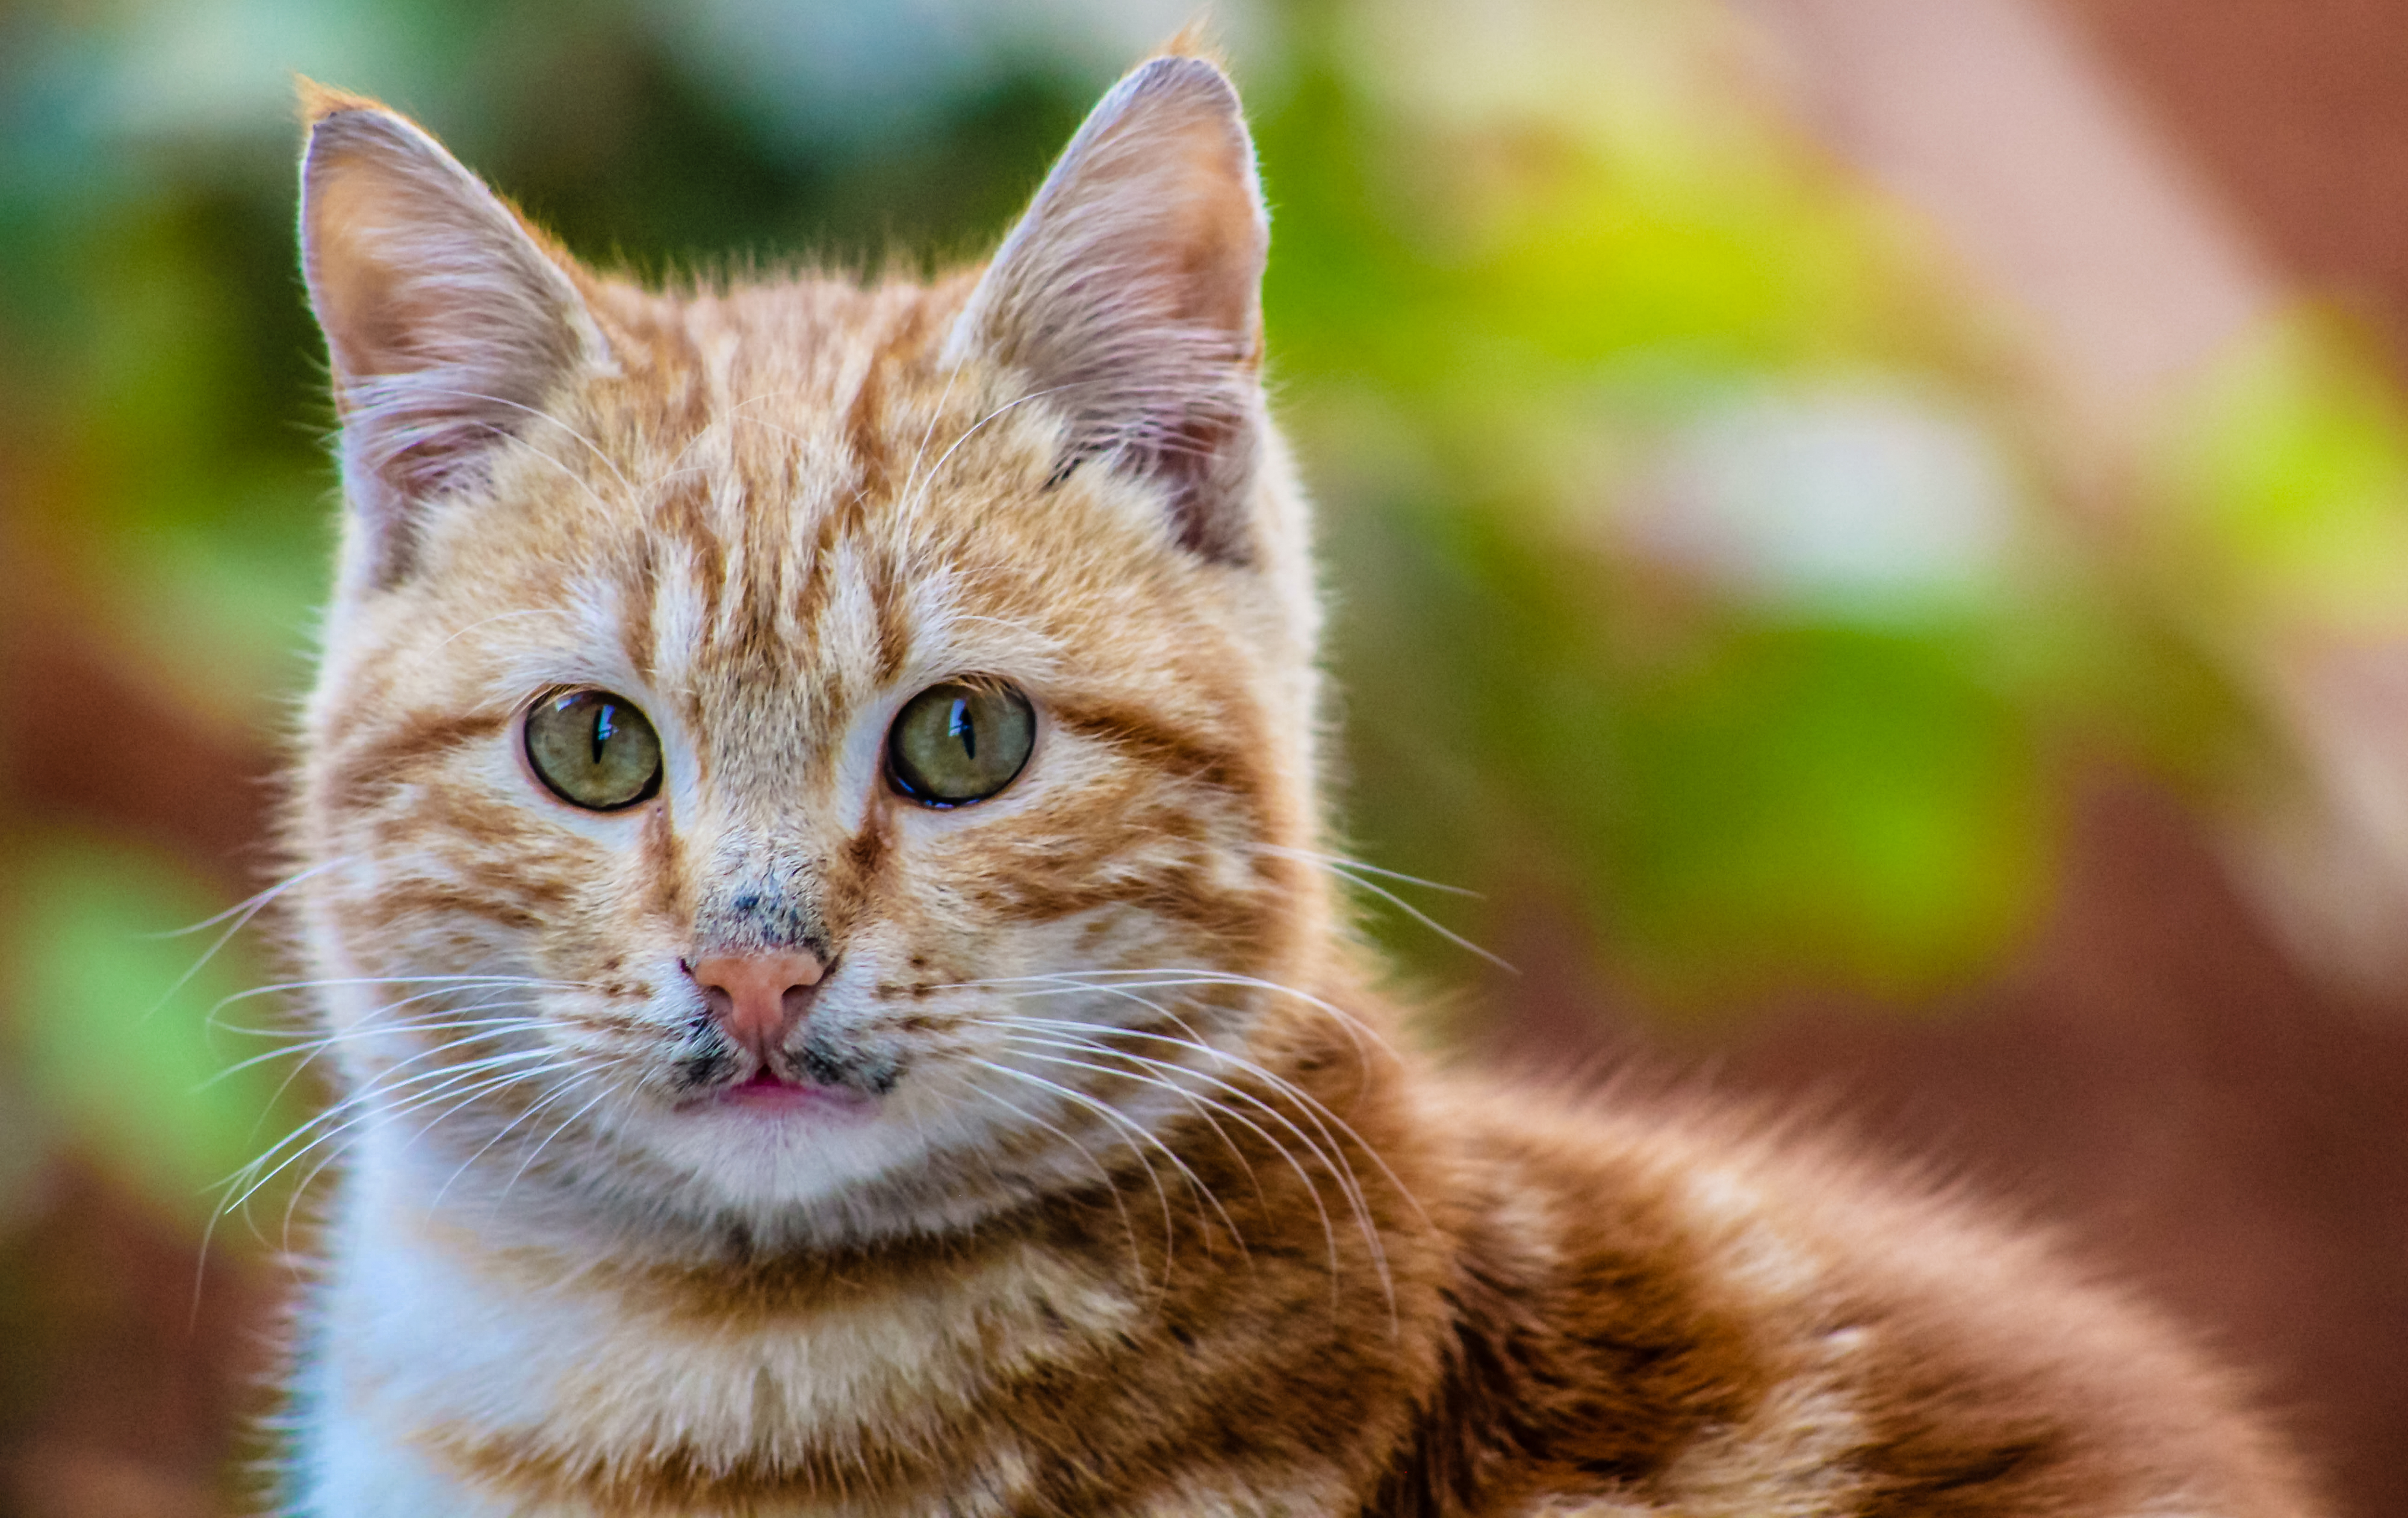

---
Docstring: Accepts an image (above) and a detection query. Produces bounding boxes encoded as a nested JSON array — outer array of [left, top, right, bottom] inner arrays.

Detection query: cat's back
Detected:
[[1396, 1077, 2319, 1517]]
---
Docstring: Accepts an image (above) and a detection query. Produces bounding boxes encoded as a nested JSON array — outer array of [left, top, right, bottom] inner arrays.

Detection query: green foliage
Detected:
[[2160, 317, 2408, 634], [8, 841, 295, 1223], [1252, 31, 2094, 1003]]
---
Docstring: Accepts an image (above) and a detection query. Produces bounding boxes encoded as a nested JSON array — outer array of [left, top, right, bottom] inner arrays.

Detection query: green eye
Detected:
[[524, 690, 663, 810], [887, 682, 1035, 807]]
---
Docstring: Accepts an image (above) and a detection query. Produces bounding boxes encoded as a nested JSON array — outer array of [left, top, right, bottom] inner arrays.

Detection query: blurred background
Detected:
[[5, 0, 2408, 1511]]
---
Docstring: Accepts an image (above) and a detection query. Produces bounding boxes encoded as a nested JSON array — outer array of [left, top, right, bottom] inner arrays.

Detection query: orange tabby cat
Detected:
[[276, 48, 2321, 1517]]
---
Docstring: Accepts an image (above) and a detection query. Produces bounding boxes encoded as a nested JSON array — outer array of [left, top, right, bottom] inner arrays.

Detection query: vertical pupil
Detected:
[[592, 703, 616, 764], [947, 695, 976, 759]]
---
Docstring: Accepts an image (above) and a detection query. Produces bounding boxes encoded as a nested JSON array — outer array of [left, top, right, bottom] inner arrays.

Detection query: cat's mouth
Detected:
[[708, 1060, 878, 1119]]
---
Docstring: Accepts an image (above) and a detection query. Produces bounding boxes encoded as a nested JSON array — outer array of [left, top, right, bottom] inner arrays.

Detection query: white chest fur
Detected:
[[290, 1133, 1142, 1517]]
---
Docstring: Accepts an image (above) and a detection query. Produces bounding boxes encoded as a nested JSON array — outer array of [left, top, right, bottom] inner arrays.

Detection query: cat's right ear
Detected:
[[297, 81, 609, 586], [946, 54, 1270, 567]]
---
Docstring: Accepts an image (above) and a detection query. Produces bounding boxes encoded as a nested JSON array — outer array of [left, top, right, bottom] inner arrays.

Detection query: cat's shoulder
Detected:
[[1400, 1072, 2320, 1517]]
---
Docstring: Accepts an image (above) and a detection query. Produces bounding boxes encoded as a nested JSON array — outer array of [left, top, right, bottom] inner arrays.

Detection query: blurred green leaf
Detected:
[[2162, 316, 2408, 635], [9, 839, 296, 1225]]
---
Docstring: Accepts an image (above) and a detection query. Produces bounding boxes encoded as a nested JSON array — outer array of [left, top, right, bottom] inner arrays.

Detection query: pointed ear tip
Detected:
[[296, 78, 380, 124], [1129, 49, 1241, 108], [1155, 18, 1231, 69], [296, 79, 418, 162]]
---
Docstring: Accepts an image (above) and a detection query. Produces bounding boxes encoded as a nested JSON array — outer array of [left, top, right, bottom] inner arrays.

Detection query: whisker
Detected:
[[140, 858, 348, 939], [279, 1057, 580, 1252], [226, 1044, 564, 1196], [376, 384, 634, 497], [436, 1066, 596, 1208], [498, 1078, 622, 1199], [654, 384, 810, 484], [205, 1055, 564, 1263], [949, 1077, 1147, 1277], [437, 607, 573, 649], [942, 969, 1392, 1071], [998, 1039, 1271, 1263], [974, 972, 1390, 1149], [1251, 843, 1513, 972], [205, 976, 592, 1048], [212, 983, 559, 1134], [245, 1008, 553, 1152], [969, 973, 1423, 1310], [969, 1060, 1195, 1283], [143, 859, 352, 1025], [1251, 844, 1481, 898], [203, 1010, 551, 1087], [951, 971, 1404, 1219], [1014, 1001, 1422, 1227], [901, 384, 1088, 527], [1001, 1019, 1389, 1316], [890, 361, 966, 540]]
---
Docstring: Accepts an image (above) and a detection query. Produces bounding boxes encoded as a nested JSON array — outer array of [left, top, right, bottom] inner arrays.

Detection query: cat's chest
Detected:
[[314, 1187, 1142, 1515]]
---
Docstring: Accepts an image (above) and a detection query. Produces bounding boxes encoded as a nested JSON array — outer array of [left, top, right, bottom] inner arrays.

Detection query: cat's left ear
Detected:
[[297, 81, 611, 586], [948, 54, 1269, 565]]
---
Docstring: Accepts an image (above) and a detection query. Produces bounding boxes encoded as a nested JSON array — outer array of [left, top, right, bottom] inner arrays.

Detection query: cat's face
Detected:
[[289, 60, 1333, 1238]]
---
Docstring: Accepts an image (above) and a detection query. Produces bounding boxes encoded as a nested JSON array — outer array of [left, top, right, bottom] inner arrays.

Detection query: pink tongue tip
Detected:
[[743, 1064, 785, 1088]]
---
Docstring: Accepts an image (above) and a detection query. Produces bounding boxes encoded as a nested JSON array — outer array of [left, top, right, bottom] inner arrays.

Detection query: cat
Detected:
[[274, 46, 2323, 1518]]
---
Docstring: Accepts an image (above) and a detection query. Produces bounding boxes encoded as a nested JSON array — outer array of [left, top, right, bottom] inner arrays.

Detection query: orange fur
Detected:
[[272, 54, 2324, 1518]]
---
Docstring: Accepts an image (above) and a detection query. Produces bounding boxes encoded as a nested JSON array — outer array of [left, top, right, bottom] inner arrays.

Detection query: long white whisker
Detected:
[[213, 974, 593, 1011], [279, 1056, 580, 1251], [141, 859, 348, 939], [971, 1060, 1194, 1283], [218, 983, 558, 1116], [498, 1078, 622, 1199], [207, 1055, 564, 1257], [435, 1066, 597, 1208], [1002, 1016, 1390, 1316], [1250, 844, 1481, 898], [970, 972, 1424, 1290], [1011, 999, 1423, 1228], [203, 1010, 551, 1087], [437, 607, 573, 649], [227, 1045, 563, 1195], [1252, 843, 1513, 972], [963, 971, 1386, 1140], [205, 976, 593, 1050], [143, 860, 352, 1024], [944, 969, 1391, 1071], [891, 362, 967, 540], [247, 1009, 554, 1151], [998, 1039, 1268, 1267], [901, 384, 1087, 526], [190, 989, 538, 1320], [951, 1078, 1146, 1277], [209, 1003, 554, 1044]]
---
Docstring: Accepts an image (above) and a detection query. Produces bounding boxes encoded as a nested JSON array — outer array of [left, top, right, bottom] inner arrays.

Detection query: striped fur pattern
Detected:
[[275, 52, 2324, 1518]]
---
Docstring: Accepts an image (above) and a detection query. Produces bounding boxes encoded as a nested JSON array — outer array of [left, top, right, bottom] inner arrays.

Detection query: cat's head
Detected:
[[288, 56, 1344, 1242]]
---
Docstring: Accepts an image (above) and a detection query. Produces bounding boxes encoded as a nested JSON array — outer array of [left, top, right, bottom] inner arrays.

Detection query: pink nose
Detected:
[[687, 950, 827, 1056]]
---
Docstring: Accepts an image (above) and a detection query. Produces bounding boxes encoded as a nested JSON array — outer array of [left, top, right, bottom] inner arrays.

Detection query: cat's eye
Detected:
[[524, 690, 663, 810], [886, 682, 1035, 807]]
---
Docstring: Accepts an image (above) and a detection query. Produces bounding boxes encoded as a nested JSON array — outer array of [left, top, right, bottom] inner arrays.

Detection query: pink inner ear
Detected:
[[300, 107, 604, 583], [950, 55, 1270, 564], [306, 165, 448, 401]]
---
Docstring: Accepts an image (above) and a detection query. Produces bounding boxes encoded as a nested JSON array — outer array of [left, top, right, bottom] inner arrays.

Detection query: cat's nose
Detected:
[[686, 950, 827, 1056]]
